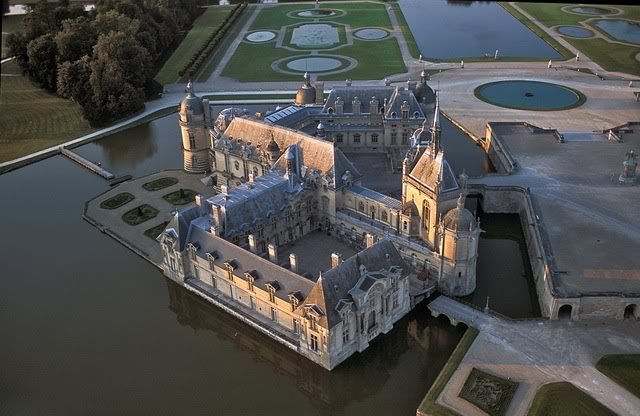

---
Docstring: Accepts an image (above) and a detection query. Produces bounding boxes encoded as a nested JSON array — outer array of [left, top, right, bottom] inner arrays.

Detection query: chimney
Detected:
[[212, 204, 223, 227], [220, 184, 229, 194], [248, 234, 257, 254], [248, 172, 255, 183], [289, 253, 298, 273], [268, 243, 278, 264], [314, 82, 324, 104], [366, 233, 376, 248], [331, 252, 343, 268], [195, 194, 204, 207]]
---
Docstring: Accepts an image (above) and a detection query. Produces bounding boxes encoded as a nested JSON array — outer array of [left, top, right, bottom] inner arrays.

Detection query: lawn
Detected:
[[163, 188, 197, 205], [100, 192, 134, 210], [527, 382, 616, 416], [222, 1, 407, 82], [122, 204, 159, 226], [154, 5, 235, 85], [596, 354, 640, 398], [509, 2, 640, 76], [142, 177, 179, 191], [0, 60, 95, 163], [417, 328, 479, 416]]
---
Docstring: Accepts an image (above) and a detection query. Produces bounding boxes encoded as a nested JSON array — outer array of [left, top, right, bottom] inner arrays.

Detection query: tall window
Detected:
[[393, 292, 399, 309], [188, 132, 196, 149], [293, 319, 301, 334], [423, 202, 430, 230], [309, 316, 318, 331], [336, 134, 344, 143], [381, 211, 388, 222], [310, 334, 319, 352], [401, 132, 408, 145], [342, 326, 350, 344], [270, 307, 277, 322], [371, 134, 378, 143], [402, 110, 409, 119], [391, 132, 397, 144], [358, 201, 365, 212], [353, 134, 361, 143], [252, 166, 259, 178]]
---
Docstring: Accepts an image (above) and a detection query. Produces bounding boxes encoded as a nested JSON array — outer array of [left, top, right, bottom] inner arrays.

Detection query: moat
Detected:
[[0, 105, 539, 414]]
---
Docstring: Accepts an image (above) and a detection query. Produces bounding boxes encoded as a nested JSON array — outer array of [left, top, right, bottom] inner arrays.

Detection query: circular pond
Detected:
[[245, 31, 276, 43], [354, 28, 389, 40], [556, 25, 594, 38], [474, 81, 585, 111], [295, 9, 339, 18], [593, 19, 640, 45], [570, 6, 614, 15], [286, 57, 343, 72]]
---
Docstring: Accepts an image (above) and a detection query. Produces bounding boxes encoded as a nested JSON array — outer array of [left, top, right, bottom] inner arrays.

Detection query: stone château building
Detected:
[[159, 79, 480, 369]]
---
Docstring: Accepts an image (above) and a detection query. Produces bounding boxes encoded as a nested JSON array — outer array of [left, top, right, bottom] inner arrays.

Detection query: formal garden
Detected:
[[504, 3, 640, 76], [144, 221, 170, 240], [122, 204, 159, 226], [459, 368, 518, 416], [163, 188, 198, 205], [221, 1, 407, 82], [100, 192, 135, 210], [142, 177, 179, 191]]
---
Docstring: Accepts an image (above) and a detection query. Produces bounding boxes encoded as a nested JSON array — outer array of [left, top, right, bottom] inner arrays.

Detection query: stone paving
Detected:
[[84, 170, 217, 265], [429, 296, 640, 416]]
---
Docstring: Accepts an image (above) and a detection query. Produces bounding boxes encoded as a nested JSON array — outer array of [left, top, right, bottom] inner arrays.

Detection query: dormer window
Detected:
[[391, 111, 397, 118], [402, 110, 409, 119], [224, 259, 238, 281], [245, 270, 259, 291], [206, 251, 219, 270], [288, 291, 304, 311], [187, 242, 200, 260], [266, 281, 281, 303]]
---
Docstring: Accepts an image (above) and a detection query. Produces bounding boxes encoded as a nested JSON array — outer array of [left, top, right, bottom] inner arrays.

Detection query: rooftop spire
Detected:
[[186, 80, 194, 96], [430, 93, 441, 155]]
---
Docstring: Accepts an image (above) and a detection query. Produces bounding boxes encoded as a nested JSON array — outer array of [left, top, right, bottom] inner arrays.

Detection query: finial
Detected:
[[186, 80, 193, 95], [459, 169, 468, 190]]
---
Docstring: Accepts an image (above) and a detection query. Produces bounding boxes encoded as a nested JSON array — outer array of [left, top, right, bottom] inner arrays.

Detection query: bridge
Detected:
[[427, 295, 492, 329], [60, 147, 114, 179]]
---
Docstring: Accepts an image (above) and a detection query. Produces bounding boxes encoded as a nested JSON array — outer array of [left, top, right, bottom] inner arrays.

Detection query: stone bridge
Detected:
[[427, 295, 490, 328]]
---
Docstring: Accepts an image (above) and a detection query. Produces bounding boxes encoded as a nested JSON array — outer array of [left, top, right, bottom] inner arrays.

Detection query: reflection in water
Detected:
[[463, 210, 541, 318], [167, 280, 464, 414], [440, 116, 494, 176]]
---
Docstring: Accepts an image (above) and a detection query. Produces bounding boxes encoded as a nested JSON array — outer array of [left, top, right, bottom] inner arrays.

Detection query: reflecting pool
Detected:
[[593, 19, 640, 45], [475, 80, 584, 111], [557, 25, 594, 38], [570, 6, 614, 16], [397, 0, 562, 59]]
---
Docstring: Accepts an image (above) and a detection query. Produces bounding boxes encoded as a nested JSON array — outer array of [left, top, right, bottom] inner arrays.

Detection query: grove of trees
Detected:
[[7, 0, 204, 126]]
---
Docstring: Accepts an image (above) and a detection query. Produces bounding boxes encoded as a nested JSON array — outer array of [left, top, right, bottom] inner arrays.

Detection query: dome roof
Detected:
[[180, 81, 204, 115], [415, 79, 435, 103], [295, 72, 316, 105], [443, 195, 476, 231]]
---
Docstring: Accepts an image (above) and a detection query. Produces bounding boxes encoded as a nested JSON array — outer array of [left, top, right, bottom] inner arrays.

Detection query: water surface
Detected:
[[398, 0, 561, 59], [593, 19, 640, 45]]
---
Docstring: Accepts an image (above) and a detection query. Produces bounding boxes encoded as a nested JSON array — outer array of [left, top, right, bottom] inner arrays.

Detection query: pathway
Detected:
[[430, 296, 640, 416]]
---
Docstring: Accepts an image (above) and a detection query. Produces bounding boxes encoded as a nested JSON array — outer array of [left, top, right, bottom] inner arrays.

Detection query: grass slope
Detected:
[[596, 354, 640, 398], [527, 382, 616, 416], [390, 2, 420, 59], [155, 5, 234, 85], [319, 38, 406, 81], [0, 60, 94, 163]]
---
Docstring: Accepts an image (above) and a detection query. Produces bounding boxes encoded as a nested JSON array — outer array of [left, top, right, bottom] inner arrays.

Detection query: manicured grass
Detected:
[[163, 188, 197, 205], [100, 192, 135, 210], [154, 5, 235, 85], [144, 221, 169, 239], [223, 1, 405, 81], [459, 368, 518, 416], [222, 42, 308, 82], [390, 2, 420, 59], [596, 354, 640, 398], [0, 60, 95, 163], [319, 38, 406, 81], [527, 382, 615, 416], [508, 2, 640, 76], [122, 204, 159, 226], [142, 177, 179, 191], [563, 37, 640, 76], [417, 328, 479, 416]]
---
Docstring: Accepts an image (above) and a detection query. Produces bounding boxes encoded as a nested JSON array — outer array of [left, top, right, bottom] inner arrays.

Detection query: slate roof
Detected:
[[409, 150, 458, 193], [322, 86, 424, 119], [185, 224, 315, 303], [349, 185, 402, 210], [304, 240, 407, 329], [161, 205, 204, 251]]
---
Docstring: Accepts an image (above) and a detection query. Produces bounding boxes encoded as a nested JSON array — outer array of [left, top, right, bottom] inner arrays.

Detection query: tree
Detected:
[[26, 33, 58, 91], [57, 56, 91, 102], [94, 9, 139, 36], [55, 16, 96, 63]]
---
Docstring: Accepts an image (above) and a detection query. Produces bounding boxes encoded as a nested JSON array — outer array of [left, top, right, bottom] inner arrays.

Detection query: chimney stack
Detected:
[[268, 243, 278, 264], [248, 234, 257, 254], [289, 253, 298, 273], [366, 233, 376, 248], [331, 252, 343, 268]]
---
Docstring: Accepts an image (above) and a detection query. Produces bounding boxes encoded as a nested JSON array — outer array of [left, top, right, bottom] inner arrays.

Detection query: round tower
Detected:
[[180, 81, 209, 173], [294, 72, 316, 106], [438, 192, 480, 296]]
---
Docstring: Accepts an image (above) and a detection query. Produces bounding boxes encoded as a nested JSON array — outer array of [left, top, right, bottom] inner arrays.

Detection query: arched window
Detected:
[[423, 202, 430, 230], [252, 166, 259, 178], [381, 211, 388, 222], [358, 201, 365, 212], [188, 132, 196, 149]]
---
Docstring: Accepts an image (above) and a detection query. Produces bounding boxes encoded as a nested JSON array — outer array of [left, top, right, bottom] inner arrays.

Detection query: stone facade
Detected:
[[159, 84, 481, 369]]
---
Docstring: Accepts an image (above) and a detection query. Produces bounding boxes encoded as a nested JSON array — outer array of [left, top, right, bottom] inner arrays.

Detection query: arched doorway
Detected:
[[558, 304, 573, 319], [624, 304, 637, 319]]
